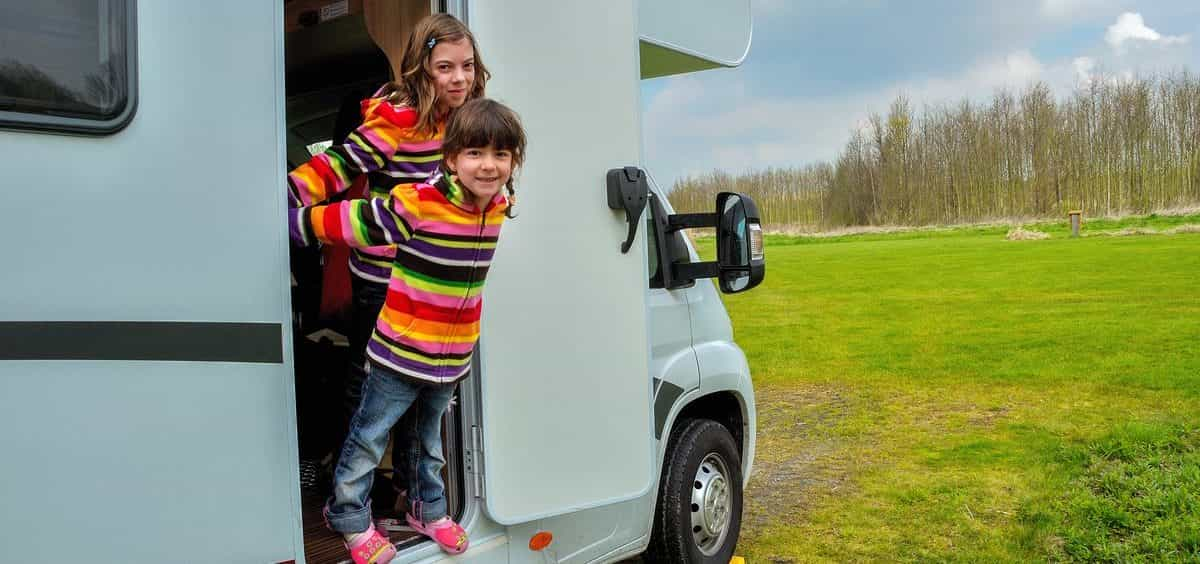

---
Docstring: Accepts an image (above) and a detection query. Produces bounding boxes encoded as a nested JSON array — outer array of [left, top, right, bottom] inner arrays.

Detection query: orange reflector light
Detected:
[[529, 531, 554, 551]]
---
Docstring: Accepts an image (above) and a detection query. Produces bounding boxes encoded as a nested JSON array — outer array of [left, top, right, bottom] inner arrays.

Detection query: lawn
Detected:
[[699, 214, 1200, 562]]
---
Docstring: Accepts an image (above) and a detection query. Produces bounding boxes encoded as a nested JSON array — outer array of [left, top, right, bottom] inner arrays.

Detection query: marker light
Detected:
[[749, 223, 764, 261], [529, 531, 554, 551]]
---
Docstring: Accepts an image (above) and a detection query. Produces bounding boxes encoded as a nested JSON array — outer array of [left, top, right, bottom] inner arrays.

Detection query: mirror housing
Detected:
[[715, 192, 765, 293]]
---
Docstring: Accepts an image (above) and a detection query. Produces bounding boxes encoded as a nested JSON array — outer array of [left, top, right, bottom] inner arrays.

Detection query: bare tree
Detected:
[[670, 72, 1200, 230]]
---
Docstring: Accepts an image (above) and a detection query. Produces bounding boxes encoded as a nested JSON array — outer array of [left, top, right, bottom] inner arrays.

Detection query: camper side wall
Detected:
[[0, 2, 301, 563]]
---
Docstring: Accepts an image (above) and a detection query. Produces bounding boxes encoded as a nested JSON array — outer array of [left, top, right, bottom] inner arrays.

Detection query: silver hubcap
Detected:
[[690, 452, 732, 555]]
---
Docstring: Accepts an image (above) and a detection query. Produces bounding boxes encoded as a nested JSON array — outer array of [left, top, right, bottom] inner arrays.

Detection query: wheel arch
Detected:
[[670, 391, 745, 457], [657, 384, 754, 490]]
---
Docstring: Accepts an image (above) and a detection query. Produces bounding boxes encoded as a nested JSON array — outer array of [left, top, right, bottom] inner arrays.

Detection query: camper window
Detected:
[[0, 1, 137, 134]]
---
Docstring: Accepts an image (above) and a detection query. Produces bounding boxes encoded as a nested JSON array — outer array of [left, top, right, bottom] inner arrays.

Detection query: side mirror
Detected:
[[658, 191, 766, 293], [715, 192, 765, 293]]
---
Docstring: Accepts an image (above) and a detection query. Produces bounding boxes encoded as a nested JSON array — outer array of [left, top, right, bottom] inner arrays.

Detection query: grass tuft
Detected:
[[1035, 423, 1200, 562]]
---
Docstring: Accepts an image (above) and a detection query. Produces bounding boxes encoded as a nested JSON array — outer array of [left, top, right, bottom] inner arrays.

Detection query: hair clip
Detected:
[[426, 37, 437, 49]]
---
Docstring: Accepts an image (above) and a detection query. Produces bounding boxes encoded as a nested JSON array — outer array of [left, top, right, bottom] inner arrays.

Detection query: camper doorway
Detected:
[[281, 2, 466, 561]]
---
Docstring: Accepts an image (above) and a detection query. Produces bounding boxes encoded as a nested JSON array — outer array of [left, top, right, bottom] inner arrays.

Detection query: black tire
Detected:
[[646, 418, 744, 563]]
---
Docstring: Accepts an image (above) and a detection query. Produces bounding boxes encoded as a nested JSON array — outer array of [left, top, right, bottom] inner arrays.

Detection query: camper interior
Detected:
[[282, 1, 466, 561]]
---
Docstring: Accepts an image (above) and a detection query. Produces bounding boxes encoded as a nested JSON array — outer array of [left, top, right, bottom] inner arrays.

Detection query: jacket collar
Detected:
[[430, 168, 509, 214]]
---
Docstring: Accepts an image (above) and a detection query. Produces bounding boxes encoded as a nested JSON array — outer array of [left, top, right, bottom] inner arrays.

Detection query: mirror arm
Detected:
[[666, 213, 718, 233], [672, 260, 719, 283]]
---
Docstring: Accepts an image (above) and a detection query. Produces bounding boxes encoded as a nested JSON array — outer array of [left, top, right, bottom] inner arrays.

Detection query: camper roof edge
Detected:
[[636, 0, 752, 79], [638, 32, 752, 70]]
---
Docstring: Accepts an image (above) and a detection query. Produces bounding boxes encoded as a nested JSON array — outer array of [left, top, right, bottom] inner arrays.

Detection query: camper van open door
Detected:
[[468, 1, 656, 525]]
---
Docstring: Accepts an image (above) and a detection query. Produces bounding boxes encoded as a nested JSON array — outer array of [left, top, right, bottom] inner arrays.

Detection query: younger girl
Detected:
[[290, 97, 526, 562], [286, 12, 489, 509]]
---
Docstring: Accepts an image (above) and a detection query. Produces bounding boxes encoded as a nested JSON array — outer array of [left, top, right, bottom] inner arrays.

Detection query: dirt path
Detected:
[[739, 383, 859, 552]]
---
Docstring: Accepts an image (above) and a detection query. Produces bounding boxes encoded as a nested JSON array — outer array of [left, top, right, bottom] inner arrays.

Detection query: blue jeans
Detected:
[[346, 278, 414, 492], [326, 366, 456, 534]]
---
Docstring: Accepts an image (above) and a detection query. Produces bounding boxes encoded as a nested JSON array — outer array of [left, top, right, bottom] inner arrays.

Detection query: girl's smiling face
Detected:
[[428, 38, 475, 115], [446, 145, 513, 209]]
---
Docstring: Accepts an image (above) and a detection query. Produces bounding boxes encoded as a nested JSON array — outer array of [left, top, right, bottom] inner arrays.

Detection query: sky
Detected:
[[640, 0, 1200, 189]]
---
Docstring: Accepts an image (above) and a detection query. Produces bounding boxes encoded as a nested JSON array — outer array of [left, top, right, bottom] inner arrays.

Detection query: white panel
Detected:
[[639, 0, 752, 66], [0, 1, 288, 324], [470, 0, 655, 524], [0, 2, 301, 562], [0, 362, 299, 563]]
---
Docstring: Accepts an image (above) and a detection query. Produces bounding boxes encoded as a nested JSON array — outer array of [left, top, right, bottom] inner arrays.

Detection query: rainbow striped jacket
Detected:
[[290, 171, 508, 385], [286, 95, 444, 284]]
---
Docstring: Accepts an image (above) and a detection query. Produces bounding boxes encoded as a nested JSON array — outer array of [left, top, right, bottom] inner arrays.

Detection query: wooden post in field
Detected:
[[1068, 210, 1082, 238]]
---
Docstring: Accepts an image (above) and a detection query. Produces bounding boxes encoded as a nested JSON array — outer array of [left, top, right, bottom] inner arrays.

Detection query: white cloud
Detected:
[[1073, 56, 1096, 83], [1040, 0, 1104, 20], [1105, 12, 1190, 52], [642, 75, 859, 184], [642, 50, 1069, 187], [970, 50, 1045, 85]]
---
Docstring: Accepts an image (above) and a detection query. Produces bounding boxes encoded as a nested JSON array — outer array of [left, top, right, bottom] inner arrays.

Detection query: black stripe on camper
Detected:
[[0, 322, 283, 363], [653, 378, 686, 439]]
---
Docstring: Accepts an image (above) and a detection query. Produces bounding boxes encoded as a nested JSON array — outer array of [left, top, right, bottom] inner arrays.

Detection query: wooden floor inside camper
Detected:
[[302, 490, 420, 564]]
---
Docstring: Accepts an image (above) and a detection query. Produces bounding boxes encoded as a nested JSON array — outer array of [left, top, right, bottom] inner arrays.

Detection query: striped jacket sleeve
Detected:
[[286, 98, 419, 208], [290, 185, 422, 249]]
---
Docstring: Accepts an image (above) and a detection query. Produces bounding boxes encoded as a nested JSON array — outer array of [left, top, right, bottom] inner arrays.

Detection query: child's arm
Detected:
[[290, 185, 420, 249], [286, 98, 418, 208]]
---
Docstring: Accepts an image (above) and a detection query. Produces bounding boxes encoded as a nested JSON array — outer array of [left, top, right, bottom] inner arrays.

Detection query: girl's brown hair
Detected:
[[442, 98, 527, 218], [382, 13, 490, 134]]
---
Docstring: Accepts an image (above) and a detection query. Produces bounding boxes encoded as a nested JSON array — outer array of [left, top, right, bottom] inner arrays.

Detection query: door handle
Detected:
[[606, 166, 648, 254]]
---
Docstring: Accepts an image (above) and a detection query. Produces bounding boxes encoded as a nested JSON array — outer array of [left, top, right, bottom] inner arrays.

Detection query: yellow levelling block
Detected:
[[731, 558, 746, 564]]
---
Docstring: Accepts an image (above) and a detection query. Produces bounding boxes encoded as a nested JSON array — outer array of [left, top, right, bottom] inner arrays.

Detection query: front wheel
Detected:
[[646, 418, 744, 563]]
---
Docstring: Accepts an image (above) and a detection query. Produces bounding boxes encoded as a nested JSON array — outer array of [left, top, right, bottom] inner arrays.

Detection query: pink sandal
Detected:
[[345, 524, 397, 564], [406, 514, 469, 554]]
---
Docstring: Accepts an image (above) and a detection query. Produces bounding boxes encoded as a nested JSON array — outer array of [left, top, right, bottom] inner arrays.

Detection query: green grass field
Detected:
[[700, 214, 1200, 562]]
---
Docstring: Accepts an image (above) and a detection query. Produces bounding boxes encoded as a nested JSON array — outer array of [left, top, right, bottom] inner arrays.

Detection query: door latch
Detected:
[[606, 166, 649, 253]]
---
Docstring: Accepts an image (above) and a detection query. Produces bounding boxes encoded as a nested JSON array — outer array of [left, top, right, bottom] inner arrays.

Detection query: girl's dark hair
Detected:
[[382, 14, 489, 134], [443, 98, 527, 217]]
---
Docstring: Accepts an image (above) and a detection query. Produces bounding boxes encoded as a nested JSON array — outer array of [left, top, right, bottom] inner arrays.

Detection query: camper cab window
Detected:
[[283, 2, 467, 559], [646, 186, 694, 290], [0, 1, 136, 134]]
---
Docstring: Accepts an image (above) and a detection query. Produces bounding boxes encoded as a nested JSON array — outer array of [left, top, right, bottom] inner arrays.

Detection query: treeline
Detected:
[[669, 164, 832, 227], [668, 71, 1200, 228]]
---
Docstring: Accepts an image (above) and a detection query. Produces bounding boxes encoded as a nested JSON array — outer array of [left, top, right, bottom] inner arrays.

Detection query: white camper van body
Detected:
[[0, 1, 755, 562]]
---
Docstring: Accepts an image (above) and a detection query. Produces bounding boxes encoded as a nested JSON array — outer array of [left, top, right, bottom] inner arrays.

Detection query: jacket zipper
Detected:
[[444, 211, 487, 378]]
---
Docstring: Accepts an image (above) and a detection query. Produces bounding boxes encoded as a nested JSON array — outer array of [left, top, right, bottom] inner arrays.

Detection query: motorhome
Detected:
[[0, 1, 762, 562]]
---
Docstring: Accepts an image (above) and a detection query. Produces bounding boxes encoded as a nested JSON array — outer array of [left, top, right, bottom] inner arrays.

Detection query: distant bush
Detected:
[[1005, 227, 1050, 240]]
